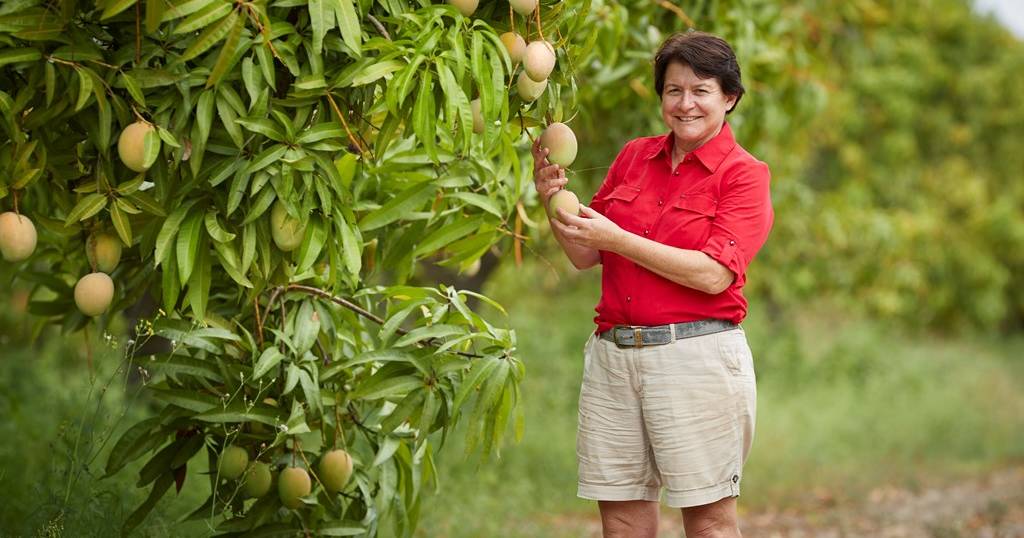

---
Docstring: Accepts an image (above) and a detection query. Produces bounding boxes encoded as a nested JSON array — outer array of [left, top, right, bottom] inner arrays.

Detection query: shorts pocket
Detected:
[[716, 329, 751, 376]]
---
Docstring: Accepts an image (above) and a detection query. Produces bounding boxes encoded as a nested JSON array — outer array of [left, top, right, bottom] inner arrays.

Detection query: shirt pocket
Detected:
[[659, 193, 718, 249], [600, 184, 642, 233]]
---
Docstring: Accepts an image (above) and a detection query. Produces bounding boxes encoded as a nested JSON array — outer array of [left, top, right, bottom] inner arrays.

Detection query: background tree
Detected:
[[0, 0, 590, 534]]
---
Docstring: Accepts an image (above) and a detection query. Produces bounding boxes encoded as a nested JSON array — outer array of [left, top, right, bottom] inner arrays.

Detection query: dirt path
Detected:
[[550, 467, 1024, 537]]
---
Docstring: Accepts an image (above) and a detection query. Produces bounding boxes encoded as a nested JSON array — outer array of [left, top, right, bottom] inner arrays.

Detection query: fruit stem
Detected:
[[134, 0, 141, 65], [12, 189, 18, 215], [334, 403, 342, 449], [509, 4, 514, 30], [534, 2, 545, 43], [296, 445, 339, 508]]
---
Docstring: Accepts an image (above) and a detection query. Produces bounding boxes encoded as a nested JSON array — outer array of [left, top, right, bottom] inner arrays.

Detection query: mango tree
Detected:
[[0, 0, 589, 534]]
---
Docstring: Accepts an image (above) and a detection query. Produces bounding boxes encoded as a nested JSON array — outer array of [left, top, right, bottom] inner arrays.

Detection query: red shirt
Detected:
[[588, 122, 773, 334]]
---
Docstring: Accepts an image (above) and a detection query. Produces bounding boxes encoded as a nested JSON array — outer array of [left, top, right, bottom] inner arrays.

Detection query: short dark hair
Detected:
[[654, 31, 745, 113]]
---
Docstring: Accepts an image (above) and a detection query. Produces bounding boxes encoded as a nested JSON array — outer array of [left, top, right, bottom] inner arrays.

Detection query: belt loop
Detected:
[[634, 327, 643, 348], [670, 323, 676, 340]]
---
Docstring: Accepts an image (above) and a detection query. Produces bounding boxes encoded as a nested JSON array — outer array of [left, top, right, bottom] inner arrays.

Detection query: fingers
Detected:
[[556, 208, 587, 227]]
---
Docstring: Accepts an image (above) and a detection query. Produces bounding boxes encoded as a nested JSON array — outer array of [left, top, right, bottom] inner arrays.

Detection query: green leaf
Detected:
[[308, 0, 333, 55], [204, 210, 236, 242], [252, 347, 284, 379], [379, 389, 424, 434], [150, 388, 219, 413], [195, 90, 215, 147], [452, 357, 499, 415], [161, 248, 180, 311], [64, 193, 108, 225], [206, 12, 245, 87], [161, 0, 217, 21], [195, 403, 281, 426], [186, 238, 211, 319], [74, 67, 93, 112], [179, 7, 238, 62], [246, 144, 288, 173], [236, 118, 285, 141], [393, 324, 463, 348], [142, 128, 160, 169], [337, 214, 361, 277], [448, 191, 503, 217], [333, 0, 361, 57], [0, 48, 42, 66], [212, 240, 253, 288], [413, 216, 482, 256], [44, 61, 54, 106], [172, 0, 230, 34], [296, 217, 326, 273], [348, 60, 402, 86], [123, 473, 174, 535], [176, 210, 203, 283], [298, 368, 321, 416], [296, 122, 344, 144], [291, 301, 321, 355], [148, 355, 224, 382], [412, 70, 436, 161], [130, 191, 167, 217], [101, 0, 137, 20], [146, 0, 165, 32], [357, 180, 435, 231], [351, 375, 423, 401], [105, 417, 162, 477], [111, 202, 133, 246]]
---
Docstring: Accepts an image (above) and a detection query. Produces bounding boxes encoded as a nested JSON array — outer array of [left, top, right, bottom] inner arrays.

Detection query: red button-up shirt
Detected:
[[588, 122, 773, 334]]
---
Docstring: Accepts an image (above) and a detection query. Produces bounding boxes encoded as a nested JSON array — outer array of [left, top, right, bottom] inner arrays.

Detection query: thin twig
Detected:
[[367, 14, 390, 40], [254, 295, 264, 347], [326, 92, 367, 157], [280, 284, 485, 359]]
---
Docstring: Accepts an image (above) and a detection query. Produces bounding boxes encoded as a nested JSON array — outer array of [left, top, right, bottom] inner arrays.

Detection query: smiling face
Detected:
[[660, 61, 737, 154]]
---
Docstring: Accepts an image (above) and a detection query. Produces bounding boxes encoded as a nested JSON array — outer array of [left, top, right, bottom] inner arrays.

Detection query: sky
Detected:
[[973, 0, 1024, 38]]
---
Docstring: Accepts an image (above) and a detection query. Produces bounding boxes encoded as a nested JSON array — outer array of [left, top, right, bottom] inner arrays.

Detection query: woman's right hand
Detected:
[[532, 137, 567, 206]]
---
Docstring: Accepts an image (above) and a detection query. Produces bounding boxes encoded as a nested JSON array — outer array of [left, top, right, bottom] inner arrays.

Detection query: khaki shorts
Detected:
[[576, 326, 757, 508]]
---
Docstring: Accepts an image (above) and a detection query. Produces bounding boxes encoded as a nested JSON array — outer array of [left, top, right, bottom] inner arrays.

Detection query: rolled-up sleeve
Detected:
[[700, 161, 773, 285]]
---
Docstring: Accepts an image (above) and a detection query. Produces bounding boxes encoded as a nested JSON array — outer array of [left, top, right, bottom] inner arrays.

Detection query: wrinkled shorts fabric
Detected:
[[576, 327, 757, 508]]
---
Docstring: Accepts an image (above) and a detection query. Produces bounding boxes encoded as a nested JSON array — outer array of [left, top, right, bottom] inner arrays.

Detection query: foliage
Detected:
[[0, 0, 589, 534]]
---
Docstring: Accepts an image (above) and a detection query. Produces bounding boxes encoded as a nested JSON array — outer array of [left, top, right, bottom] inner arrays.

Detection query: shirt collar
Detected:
[[644, 122, 737, 173]]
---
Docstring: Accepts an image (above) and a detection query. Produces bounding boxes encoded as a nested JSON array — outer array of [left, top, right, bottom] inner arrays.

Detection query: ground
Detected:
[[546, 466, 1024, 537]]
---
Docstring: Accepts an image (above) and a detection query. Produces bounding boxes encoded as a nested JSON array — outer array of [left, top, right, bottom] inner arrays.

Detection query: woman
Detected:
[[532, 31, 773, 537]]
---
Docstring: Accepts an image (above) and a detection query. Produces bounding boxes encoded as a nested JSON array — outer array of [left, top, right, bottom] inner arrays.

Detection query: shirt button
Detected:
[[658, 199, 663, 206], [673, 171, 679, 175], [626, 296, 632, 302], [643, 229, 649, 236], [729, 240, 735, 245]]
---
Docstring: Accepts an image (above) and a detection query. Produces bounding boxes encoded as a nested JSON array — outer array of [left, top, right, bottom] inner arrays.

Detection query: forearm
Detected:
[[551, 221, 600, 270], [609, 231, 732, 294]]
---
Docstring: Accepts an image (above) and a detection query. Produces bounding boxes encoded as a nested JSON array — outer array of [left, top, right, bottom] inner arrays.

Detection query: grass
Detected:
[[0, 257, 1022, 537]]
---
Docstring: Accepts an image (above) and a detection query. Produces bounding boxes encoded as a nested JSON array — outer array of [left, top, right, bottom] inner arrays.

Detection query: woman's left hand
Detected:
[[550, 205, 626, 252]]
